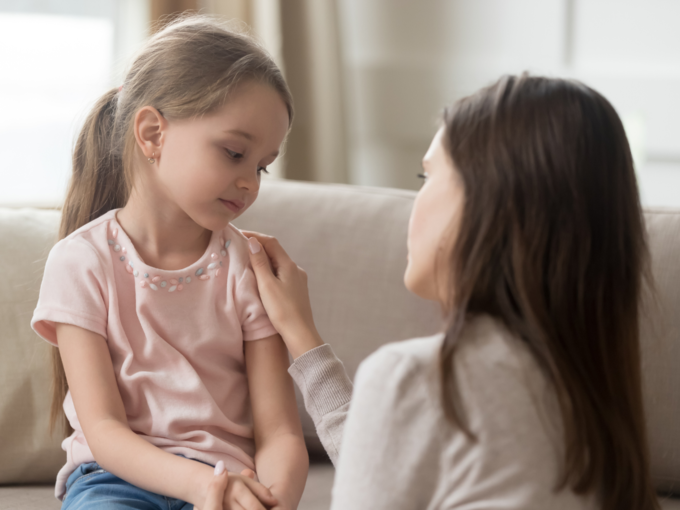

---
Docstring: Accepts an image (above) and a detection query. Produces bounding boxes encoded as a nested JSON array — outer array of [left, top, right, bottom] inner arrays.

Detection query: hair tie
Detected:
[[118, 85, 123, 92]]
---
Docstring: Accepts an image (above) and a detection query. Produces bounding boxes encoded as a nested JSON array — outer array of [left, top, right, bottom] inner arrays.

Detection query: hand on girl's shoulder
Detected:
[[220, 223, 257, 265]]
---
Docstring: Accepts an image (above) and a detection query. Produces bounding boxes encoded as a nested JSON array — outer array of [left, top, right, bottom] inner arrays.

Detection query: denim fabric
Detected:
[[61, 454, 215, 510]]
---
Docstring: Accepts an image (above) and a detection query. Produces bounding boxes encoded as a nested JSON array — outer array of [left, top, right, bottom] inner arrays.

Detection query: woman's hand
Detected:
[[243, 231, 324, 360], [194, 462, 229, 510], [195, 462, 278, 510]]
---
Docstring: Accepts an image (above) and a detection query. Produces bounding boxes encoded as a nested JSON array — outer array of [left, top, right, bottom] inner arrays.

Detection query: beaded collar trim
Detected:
[[107, 226, 231, 293]]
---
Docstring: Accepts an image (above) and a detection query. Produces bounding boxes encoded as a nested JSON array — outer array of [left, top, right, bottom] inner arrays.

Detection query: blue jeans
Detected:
[[61, 454, 214, 510]]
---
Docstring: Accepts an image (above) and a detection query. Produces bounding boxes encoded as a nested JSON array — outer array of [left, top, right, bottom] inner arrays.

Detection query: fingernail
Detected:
[[248, 238, 261, 254], [214, 460, 225, 476]]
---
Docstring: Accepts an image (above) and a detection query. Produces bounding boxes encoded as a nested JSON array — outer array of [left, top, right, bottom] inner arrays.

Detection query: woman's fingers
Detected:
[[196, 461, 229, 510], [241, 229, 322, 358], [239, 230, 272, 246], [241, 231, 294, 270], [247, 237, 278, 287]]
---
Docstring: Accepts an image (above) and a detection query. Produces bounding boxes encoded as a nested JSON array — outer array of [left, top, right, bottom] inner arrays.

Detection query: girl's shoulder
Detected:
[[222, 223, 249, 250], [60, 208, 118, 243], [49, 216, 252, 275], [48, 209, 118, 268], [219, 223, 253, 272]]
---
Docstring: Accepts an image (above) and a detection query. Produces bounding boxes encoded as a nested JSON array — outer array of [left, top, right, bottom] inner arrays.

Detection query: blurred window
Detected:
[[338, 0, 680, 207], [0, 1, 149, 207]]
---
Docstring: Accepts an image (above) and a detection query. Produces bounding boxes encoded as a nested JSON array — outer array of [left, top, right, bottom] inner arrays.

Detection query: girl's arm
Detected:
[[56, 323, 276, 510], [243, 231, 354, 465], [245, 333, 309, 509]]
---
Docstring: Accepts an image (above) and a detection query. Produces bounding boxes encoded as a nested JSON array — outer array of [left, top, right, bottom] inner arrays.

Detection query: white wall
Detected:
[[338, 0, 680, 207]]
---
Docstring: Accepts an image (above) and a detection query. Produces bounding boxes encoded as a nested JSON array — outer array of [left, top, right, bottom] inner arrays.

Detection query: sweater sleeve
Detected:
[[287, 344, 353, 466], [329, 346, 443, 510]]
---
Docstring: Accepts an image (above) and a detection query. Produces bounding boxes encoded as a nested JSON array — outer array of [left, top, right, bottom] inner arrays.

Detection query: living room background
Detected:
[[1, 0, 678, 207]]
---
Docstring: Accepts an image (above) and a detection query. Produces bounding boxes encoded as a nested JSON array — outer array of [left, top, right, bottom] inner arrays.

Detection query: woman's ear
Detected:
[[134, 106, 166, 160]]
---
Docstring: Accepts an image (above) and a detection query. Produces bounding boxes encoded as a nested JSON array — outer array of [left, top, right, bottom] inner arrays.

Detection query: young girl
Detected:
[[30, 15, 307, 510], [241, 75, 661, 509]]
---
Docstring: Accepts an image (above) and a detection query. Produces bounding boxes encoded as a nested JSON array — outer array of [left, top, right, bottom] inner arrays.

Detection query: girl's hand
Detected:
[[243, 231, 324, 360], [240, 469, 293, 510], [196, 461, 279, 510], [223, 469, 279, 510]]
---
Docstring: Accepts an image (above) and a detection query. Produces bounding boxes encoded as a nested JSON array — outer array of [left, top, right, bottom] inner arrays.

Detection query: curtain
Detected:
[[191, 0, 348, 184], [279, 0, 348, 184], [151, 0, 199, 30]]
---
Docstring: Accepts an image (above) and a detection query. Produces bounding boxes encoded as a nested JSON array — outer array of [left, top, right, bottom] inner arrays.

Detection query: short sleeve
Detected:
[[234, 264, 278, 341], [31, 238, 108, 346]]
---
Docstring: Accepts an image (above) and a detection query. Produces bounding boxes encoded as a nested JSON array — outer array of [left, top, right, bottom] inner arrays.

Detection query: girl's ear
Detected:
[[134, 106, 166, 160]]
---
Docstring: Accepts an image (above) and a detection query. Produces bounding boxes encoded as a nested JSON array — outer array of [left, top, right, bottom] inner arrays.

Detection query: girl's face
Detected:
[[404, 127, 465, 304], [150, 80, 290, 232]]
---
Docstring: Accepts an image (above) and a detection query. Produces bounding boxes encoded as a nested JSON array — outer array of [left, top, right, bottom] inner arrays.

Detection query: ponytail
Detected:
[[49, 87, 129, 437]]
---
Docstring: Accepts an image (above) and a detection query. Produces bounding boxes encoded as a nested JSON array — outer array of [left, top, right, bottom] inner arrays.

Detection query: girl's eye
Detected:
[[417, 172, 428, 180], [226, 149, 243, 159], [258, 167, 269, 175]]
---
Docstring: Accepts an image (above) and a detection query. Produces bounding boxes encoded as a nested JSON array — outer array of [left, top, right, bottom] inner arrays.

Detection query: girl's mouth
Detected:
[[220, 199, 245, 213]]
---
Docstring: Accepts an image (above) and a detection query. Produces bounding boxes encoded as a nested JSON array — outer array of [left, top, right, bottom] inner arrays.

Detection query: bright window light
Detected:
[[0, 13, 113, 207]]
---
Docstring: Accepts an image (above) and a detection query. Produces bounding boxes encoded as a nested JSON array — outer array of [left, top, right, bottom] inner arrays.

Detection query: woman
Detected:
[[216, 75, 659, 509]]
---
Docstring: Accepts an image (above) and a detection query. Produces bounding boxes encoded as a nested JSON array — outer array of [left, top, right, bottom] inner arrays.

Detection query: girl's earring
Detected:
[[148, 152, 156, 164]]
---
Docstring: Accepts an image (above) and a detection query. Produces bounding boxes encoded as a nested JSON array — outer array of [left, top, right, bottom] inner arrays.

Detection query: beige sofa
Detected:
[[1, 179, 679, 509]]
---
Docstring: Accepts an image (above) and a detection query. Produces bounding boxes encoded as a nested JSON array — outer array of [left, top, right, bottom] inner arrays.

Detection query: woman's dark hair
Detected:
[[439, 74, 658, 510]]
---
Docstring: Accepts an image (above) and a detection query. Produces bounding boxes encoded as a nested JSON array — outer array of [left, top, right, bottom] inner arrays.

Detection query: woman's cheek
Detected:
[[404, 195, 439, 300]]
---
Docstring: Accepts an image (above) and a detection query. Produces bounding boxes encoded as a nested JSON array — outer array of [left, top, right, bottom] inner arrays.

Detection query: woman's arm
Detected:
[[56, 323, 276, 510], [245, 333, 309, 509], [243, 231, 354, 464], [329, 345, 442, 510], [287, 344, 352, 465]]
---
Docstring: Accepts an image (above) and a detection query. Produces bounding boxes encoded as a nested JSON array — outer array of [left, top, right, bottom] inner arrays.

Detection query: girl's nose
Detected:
[[236, 168, 261, 193]]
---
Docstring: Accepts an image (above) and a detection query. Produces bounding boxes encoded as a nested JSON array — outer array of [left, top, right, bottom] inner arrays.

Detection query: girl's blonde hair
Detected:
[[51, 13, 294, 437]]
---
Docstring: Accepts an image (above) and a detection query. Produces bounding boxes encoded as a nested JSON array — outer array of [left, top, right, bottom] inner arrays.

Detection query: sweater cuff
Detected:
[[288, 344, 353, 419]]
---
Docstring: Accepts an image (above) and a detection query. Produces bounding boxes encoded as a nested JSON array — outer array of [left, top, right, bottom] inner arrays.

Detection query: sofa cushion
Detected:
[[0, 208, 64, 484], [0, 180, 678, 494]]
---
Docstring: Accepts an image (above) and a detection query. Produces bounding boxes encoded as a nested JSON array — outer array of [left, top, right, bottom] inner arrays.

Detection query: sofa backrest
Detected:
[[1, 179, 678, 493], [0, 207, 62, 484], [233, 181, 443, 453]]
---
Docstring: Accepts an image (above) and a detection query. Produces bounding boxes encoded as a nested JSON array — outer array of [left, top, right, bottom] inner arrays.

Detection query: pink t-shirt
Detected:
[[31, 208, 278, 501]]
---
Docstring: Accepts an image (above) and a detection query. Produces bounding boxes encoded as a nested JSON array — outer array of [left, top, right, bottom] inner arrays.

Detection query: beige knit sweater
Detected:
[[288, 315, 598, 509]]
